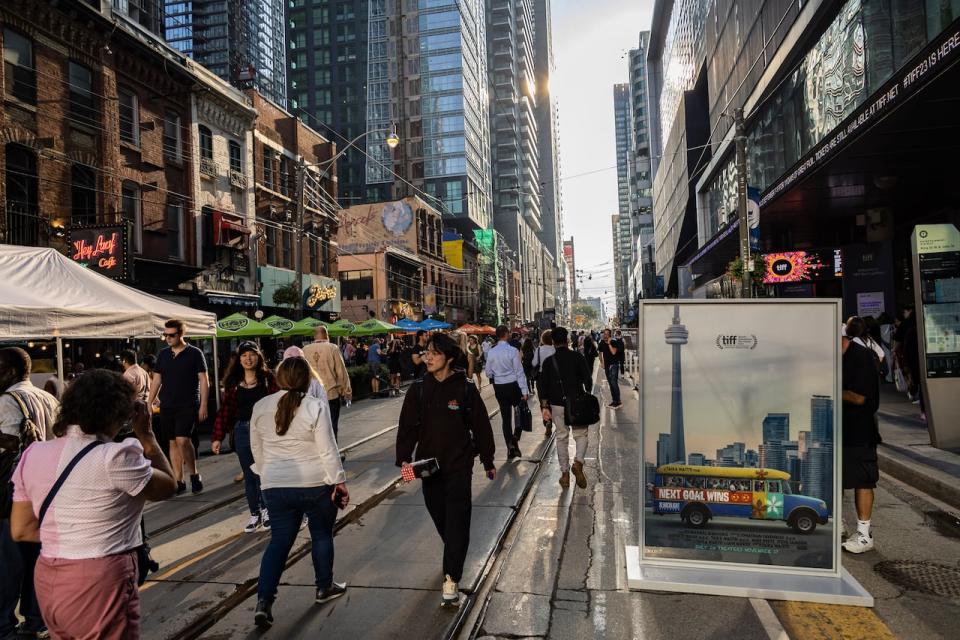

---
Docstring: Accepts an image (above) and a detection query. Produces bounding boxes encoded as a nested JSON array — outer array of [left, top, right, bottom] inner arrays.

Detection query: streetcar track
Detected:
[[152, 388, 504, 640], [146, 384, 496, 539]]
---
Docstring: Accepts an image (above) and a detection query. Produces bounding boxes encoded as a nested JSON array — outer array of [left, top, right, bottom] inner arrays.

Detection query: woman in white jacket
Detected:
[[250, 357, 349, 628]]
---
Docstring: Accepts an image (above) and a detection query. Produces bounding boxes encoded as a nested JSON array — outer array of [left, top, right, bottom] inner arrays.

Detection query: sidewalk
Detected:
[[876, 385, 960, 511]]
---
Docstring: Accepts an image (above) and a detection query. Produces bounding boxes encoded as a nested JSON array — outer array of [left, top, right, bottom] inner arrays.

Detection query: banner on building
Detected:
[[338, 198, 418, 255], [625, 300, 870, 605], [747, 187, 761, 251], [423, 284, 437, 315]]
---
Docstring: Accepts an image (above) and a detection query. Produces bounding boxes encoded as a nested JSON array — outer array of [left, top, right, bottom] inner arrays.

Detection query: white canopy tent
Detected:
[[0, 245, 218, 385]]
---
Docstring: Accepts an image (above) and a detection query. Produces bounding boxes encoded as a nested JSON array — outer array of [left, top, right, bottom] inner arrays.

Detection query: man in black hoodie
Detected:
[[396, 333, 496, 607], [537, 327, 593, 489]]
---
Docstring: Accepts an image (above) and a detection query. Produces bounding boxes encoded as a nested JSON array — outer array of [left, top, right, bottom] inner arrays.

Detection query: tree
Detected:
[[570, 302, 598, 329], [272, 282, 300, 308]]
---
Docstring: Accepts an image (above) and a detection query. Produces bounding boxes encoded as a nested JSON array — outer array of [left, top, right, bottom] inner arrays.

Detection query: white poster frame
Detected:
[[625, 299, 872, 605]]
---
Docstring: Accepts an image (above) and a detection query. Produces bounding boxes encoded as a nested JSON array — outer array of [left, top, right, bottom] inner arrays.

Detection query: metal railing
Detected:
[[3, 202, 43, 246], [199, 157, 219, 177]]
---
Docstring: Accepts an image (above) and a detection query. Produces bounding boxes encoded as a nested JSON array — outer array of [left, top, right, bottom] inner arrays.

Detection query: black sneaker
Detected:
[[316, 582, 347, 604], [190, 474, 203, 495], [176, 481, 187, 496], [253, 599, 273, 628], [14, 624, 50, 639]]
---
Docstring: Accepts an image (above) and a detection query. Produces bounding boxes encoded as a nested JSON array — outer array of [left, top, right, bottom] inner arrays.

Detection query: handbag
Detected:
[[551, 355, 601, 427], [38, 440, 157, 586], [514, 401, 533, 432]]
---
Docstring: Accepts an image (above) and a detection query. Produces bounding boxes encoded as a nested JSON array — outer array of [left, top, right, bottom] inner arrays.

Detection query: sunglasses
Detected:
[[162, 332, 180, 338]]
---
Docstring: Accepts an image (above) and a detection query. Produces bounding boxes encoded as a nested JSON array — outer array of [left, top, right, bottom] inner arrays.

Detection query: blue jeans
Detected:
[[258, 485, 338, 602], [605, 364, 621, 404], [0, 518, 44, 636], [234, 421, 262, 516]]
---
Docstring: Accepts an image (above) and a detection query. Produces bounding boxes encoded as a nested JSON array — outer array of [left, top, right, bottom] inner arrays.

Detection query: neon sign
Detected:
[[69, 226, 126, 279]]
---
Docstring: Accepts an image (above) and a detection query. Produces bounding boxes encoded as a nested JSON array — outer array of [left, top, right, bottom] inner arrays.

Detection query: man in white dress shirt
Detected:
[[484, 326, 528, 459]]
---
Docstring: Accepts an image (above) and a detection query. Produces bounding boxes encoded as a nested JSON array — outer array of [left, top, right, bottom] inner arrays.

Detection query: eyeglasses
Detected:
[[162, 332, 179, 338]]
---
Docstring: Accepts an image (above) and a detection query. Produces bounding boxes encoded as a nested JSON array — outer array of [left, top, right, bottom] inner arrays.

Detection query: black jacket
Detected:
[[396, 371, 496, 473], [536, 347, 592, 409]]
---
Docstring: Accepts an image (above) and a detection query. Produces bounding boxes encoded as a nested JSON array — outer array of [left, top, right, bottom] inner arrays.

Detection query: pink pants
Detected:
[[34, 551, 140, 640]]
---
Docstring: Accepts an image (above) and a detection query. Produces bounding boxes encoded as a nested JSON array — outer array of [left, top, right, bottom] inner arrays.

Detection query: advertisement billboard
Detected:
[[337, 197, 421, 255], [639, 300, 841, 576], [762, 249, 843, 284]]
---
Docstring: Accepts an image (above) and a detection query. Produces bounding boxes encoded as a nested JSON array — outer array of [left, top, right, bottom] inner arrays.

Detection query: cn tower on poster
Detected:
[[664, 304, 688, 464]]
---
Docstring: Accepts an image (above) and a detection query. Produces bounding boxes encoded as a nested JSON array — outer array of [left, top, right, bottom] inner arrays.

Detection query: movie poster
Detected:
[[641, 300, 840, 574]]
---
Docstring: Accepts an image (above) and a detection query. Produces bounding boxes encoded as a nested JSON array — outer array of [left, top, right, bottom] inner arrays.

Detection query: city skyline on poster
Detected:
[[641, 301, 840, 573]]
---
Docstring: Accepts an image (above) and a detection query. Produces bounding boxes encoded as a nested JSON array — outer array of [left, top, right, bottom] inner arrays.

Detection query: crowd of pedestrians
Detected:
[[0, 315, 622, 636]]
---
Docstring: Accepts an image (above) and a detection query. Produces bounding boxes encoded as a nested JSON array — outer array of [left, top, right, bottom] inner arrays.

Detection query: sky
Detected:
[[640, 302, 838, 465], [552, 0, 655, 317]]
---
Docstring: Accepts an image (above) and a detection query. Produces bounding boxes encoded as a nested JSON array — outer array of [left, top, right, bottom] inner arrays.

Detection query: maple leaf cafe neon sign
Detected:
[[69, 226, 127, 279]]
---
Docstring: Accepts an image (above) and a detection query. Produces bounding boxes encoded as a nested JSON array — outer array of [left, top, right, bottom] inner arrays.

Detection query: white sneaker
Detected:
[[842, 533, 875, 554], [243, 514, 261, 533], [441, 574, 460, 607], [260, 508, 271, 531]]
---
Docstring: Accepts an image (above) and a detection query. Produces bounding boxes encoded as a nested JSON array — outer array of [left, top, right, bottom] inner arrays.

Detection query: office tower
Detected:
[[810, 395, 834, 443], [665, 304, 688, 464], [366, 0, 492, 233], [656, 433, 673, 467], [613, 83, 632, 317], [164, 0, 287, 105], [759, 442, 786, 474], [688, 453, 706, 466], [285, 1, 384, 206], [802, 442, 833, 509], [762, 413, 790, 444]]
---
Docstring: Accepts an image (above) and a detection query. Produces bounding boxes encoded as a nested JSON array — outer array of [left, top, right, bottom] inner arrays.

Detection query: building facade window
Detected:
[[71, 165, 97, 226], [265, 225, 277, 264], [118, 88, 139, 145], [228, 140, 242, 173], [163, 111, 182, 161], [121, 180, 142, 253], [263, 146, 277, 190], [309, 236, 318, 273], [166, 199, 184, 260], [3, 28, 35, 104], [4, 143, 39, 246], [282, 229, 293, 269], [279, 155, 292, 196], [68, 61, 96, 127], [199, 125, 213, 160]]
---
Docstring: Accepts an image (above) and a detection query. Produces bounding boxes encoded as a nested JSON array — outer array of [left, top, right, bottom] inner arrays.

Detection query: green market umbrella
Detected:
[[215, 313, 277, 338], [350, 318, 404, 337], [262, 315, 297, 335], [327, 319, 356, 338], [283, 317, 329, 337]]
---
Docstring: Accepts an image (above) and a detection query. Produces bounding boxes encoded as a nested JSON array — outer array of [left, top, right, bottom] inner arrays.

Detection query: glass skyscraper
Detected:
[[366, 0, 492, 230], [163, 0, 287, 106]]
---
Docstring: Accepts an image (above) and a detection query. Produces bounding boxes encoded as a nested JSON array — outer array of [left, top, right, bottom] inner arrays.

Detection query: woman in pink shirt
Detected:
[[10, 370, 176, 640]]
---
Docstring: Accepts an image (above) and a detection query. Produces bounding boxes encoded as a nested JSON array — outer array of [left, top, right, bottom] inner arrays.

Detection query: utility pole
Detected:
[[293, 157, 306, 320], [734, 107, 751, 299]]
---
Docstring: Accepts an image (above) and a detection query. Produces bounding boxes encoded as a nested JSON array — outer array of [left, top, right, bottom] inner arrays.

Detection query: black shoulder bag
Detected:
[[38, 440, 157, 585], [551, 355, 601, 427]]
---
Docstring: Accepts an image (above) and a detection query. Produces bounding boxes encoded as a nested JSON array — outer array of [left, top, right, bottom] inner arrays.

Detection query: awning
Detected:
[[207, 292, 259, 307], [214, 211, 251, 249], [385, 246, 424, 266]]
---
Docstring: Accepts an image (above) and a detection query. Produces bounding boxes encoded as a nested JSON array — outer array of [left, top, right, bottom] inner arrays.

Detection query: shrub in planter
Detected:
[[346, 363, 389, 399]]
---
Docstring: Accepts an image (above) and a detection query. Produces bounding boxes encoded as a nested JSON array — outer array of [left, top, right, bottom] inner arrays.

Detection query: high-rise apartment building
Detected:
[[365, 0, 492, 233], [763, 413, 790, 444], [164, 0, 287, 106], [533, 0, 565, 321], [628, 32, 655, 301], [488, 0, 549, 323], [612, 84, 633, 320], [562, 237, 576, 304], [285, 1, 387, 207]]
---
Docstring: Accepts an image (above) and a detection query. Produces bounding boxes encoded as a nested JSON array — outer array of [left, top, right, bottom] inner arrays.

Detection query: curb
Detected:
[[877, 444, 960, 512]]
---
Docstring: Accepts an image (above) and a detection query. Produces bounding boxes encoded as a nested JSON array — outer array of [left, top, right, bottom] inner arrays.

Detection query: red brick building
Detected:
[[0, 0, 200, 293], [248, 91, 341, 318]]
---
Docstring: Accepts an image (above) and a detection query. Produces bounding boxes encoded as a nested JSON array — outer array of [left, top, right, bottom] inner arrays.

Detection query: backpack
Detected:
[[414, 375, 476, 454], [0, 392, 43, 518]]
